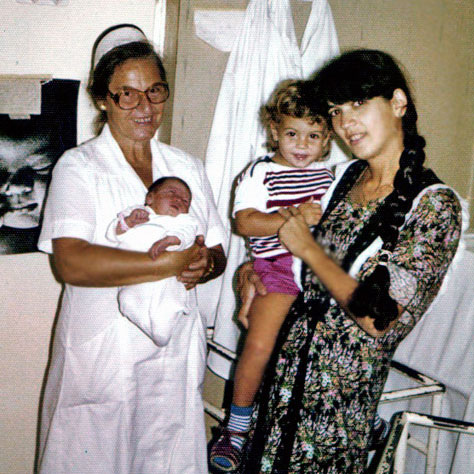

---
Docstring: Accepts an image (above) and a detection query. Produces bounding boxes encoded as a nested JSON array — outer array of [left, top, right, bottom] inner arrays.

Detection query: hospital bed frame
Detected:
[[205, 330, 448, 474], [373, 411, 474, 474]]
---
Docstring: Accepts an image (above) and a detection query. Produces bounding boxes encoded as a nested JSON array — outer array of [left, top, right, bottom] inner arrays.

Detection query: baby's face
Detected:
[[146, 180, 192, 217]]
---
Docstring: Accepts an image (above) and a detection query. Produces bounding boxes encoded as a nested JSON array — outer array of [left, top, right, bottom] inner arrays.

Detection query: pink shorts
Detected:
[[253, 254, 300, 296]]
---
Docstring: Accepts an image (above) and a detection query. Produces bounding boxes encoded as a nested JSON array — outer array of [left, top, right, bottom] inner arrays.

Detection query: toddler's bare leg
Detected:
[[210, 293, 295, 470], [232, 292, 296, 407]]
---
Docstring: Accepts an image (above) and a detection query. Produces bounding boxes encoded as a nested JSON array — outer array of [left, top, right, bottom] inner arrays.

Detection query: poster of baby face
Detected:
[[0, 79, 79, 254]]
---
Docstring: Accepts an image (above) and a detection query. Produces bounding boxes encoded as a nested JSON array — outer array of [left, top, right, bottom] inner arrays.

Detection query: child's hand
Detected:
[[148, 235, 182, 260], [125, 208, 150, 229], [278, 207, 316, 259], [298, 198, 322, 226]]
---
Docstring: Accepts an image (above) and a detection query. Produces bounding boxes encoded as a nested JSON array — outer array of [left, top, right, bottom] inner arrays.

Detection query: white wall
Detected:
[[0, 2, 156, 472], [0, 254, 61, 474]]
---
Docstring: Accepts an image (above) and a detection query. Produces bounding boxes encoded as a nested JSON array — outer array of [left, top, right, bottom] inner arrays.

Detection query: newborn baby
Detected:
[[107, 177, 200, 346]]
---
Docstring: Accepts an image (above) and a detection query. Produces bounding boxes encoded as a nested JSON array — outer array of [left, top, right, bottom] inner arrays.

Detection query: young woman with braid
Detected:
[[236, 49, 465, 473]]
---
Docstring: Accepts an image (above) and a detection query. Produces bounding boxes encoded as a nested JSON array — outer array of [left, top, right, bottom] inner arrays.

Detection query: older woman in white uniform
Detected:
[[37, 25, 226, 474]]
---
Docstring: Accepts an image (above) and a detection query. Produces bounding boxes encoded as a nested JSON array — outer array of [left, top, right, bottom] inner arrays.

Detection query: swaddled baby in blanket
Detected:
[[106, 176, 200, 346]]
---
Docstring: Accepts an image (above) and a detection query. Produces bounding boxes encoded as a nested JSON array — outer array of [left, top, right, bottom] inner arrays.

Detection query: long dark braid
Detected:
[[313, 50, 439, 330]]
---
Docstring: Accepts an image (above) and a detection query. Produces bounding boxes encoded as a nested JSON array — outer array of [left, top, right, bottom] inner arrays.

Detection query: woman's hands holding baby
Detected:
[[176, 235, 209, 289], [176, 237, 226, 290]]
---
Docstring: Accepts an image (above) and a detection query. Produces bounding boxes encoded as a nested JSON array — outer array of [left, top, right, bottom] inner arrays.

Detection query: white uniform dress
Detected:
[[37, 124, 225, 474], [106, 208, 200, 347]]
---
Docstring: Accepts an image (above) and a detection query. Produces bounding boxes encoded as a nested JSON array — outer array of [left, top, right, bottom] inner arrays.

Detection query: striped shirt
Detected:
[[233, 156, 334, 258]]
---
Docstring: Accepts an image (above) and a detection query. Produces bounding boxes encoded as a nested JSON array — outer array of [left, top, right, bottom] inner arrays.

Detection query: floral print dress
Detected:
[[244, 187, 462, 474]]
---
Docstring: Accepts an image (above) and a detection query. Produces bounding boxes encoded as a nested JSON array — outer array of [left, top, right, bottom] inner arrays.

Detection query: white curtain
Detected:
[[152, 0, 166, 57], [201, 0, 343, 379]]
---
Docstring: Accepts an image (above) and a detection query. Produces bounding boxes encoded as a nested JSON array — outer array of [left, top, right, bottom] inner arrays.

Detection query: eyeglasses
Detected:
[[108, 82, 169, 110]]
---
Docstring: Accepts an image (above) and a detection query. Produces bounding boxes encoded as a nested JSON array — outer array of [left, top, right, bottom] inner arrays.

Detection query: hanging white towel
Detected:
[[202, 0, 343, 379]]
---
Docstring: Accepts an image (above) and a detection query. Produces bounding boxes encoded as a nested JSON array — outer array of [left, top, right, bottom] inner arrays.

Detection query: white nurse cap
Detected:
[[93, 24, 148, 68]]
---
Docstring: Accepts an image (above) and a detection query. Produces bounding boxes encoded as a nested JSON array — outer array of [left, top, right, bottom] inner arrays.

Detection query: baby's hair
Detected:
[[314, 49, 430, 330], [261, 79, 328, 151], [147, 176, 192, 198]]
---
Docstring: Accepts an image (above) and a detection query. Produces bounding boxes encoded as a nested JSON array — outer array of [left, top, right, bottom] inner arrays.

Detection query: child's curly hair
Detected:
[[261, 79, 328, 151]]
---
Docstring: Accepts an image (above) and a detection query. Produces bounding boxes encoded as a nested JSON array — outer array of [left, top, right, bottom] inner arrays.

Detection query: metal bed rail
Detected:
[[378, 359, 445, 474], [374, 411, 474, 474], [204, 334, 233, 422], [205, 332, 446, 473]]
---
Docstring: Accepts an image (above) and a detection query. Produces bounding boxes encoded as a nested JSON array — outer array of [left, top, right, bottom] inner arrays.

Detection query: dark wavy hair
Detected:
[[313, 49, 428, 330], [88, 25, 167, 132]]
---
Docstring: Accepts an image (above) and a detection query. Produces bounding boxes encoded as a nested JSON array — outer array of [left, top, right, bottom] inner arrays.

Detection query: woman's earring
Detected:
[[99, 104, 106, 111]]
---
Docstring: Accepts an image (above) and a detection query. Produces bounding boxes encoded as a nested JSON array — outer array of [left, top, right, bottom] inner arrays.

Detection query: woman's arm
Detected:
[[52, 237, 202, 287], [278, 207, 402, 337]]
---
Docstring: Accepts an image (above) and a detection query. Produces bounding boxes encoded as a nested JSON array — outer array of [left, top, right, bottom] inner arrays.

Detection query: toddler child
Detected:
[[106, 176, 199, 346], [210, 79, 334, 471]]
